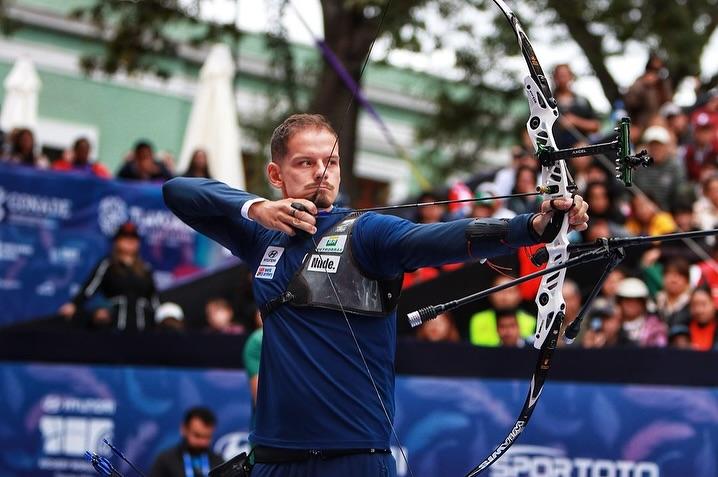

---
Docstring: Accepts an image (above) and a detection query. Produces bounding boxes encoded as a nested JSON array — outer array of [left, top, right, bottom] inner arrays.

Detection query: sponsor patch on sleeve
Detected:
[[260, 246, 284, 267], [255, 266, 276, 280]]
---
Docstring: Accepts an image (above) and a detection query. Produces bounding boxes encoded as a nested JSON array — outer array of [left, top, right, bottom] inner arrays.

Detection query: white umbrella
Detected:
[[0, 57, 42, 132], [178, 43, 244, 188]]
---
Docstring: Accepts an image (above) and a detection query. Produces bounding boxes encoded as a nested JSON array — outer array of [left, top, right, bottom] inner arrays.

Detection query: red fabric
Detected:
[[690, 320, 717, 351], [683, 140, 718, 181], [517, 244, 544, 301], [698, 261, 718, 308]]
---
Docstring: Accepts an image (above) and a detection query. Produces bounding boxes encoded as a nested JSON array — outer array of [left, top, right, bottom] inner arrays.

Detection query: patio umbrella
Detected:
[[0, 57, 42, 132], [178, 43, 244, 188]]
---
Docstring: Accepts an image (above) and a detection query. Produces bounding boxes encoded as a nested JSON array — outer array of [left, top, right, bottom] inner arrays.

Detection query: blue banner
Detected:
[[0, 362, 716, 477], [0, 165, 236, 325]]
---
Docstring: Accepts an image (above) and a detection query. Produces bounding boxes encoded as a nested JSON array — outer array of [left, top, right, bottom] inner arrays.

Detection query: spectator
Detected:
[[551, 64, 601, 148], [581, 298, 632, 348], [615, 277, 667, 347], [469, 275, 536, 347], [149, 407, 224, 477], [632, 125, 684, 211], [660, 102, 690, 147], [600, 268, 628, 308], [0, 127, 49, 168], [415, 311, 460, 343], [183, 148, 213, 178], [687, 287, 718, 351], [117, 140, 173, 181], [205, 297, 245, 334], [496, 310, 528, 347], [691, 87, 718, 129], [52, 137, 111, 178], [507, 165, 541, 215], [493, 146, 537, 197], [243, 308, 262, 430], [624, 53, 673, 128], [414, 192, 446, 224], [697, 241, 718, 308], [625, 192, 677, 237], [682, 112, 718, 182], [472, 183, 515, 219], [668, 324, 692, 349], [583, 180, 626, 227], [562, 279, 583, 331], [654, 258, 692, 327], [694, 174, 718, 233], [155, 302, 185, 331], [57, 222, 159, 331]]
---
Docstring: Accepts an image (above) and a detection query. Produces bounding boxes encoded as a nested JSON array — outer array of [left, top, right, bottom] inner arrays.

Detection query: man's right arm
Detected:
[[162, 177, 263, 257]]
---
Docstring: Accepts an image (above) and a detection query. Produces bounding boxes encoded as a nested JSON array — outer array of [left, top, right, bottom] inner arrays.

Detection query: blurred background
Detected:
[[1, 1, 718, 476]]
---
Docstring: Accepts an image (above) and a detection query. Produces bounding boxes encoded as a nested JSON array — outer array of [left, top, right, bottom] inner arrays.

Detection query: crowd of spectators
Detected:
[[1, 55, 718, 352], [409, 58, 718, 352]]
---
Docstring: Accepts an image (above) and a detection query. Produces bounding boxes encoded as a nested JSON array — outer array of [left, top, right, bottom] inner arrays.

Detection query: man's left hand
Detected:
[[531, 195, 589, 237]]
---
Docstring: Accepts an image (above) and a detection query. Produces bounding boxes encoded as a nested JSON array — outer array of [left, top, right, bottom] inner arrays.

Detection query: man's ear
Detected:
[[266, 161, 283, 189]]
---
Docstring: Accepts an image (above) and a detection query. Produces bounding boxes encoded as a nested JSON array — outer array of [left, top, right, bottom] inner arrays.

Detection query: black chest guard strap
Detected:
[[260, 213, 402, 318]]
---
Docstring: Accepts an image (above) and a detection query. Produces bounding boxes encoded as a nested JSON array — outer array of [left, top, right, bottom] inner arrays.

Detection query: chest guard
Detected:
[[264, 213, 402, 318]]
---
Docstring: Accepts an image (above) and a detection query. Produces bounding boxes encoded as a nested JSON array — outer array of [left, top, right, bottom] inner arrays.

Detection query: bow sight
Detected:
[[536, 117, 652, 187]]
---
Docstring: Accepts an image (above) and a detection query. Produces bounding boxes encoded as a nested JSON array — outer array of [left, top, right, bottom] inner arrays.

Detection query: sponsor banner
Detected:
[[0, 165, 236, 325], [316, 235, 347, 253], [0, 362, 716, 477]]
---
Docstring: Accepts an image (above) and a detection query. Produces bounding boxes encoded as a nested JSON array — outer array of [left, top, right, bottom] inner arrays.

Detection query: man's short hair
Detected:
[[134, 140, 154, 154], [183, 406, 217, 427], [270, 114, 337, 163]]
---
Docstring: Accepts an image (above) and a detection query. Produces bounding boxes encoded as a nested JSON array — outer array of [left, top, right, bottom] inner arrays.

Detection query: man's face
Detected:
[[646, 141, 669, 163], [497, 316, 520, 347], [268, 128, 340, 209], [181, 417, 214, 455], [690, 291, 715, 325], [618, 297, 645, 321], [490, 277, 521, 310]]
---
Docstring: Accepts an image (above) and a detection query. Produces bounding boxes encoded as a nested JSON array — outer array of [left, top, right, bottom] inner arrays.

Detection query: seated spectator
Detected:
[[694, 174, 718, 233], [0, 127, 49, 168], [632, 125, 685, 212], [625, 192, 677, 237], [551, 64, 601, 149], [668, 324, 692, 349], [583, 181, 626, 226], [562, 279, 583, 333], [600, 268, 627, 307], [493, 146, 537, 196], [690, 87, 718, 130], [155, 302, 185, 331], [58, 222, 159, 331], [682, 112, 718, 182], [183, 148, 213, 178], [414, 192, 446, 224], [496, 310, 529, 347], [469, 275, 536, 347], [687, 287, 718, 351], [415, 311, 460, 343], [697, 241, 718, 307], [660, 102, 690, 147], [472, 183, 515, 219], [52, 137, 111, 178], [616, 277, 667, 347], [149, 407, 224, 477], [506, 165, 541, 215], [117, 140, 173, 182], [653, 257, 692, 327], [581, 298, 633, 348], [205, 297, 245, 334]]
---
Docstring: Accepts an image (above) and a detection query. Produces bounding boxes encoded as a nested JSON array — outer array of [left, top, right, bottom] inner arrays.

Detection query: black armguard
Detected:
[[465, 218, 510, 244]]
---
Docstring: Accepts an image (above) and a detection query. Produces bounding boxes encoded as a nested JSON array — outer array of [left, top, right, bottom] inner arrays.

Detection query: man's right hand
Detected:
[[248, 199, 318, 236]]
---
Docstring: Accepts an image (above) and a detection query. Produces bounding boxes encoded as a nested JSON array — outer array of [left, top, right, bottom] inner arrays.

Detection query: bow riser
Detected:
[[523, 75, 571, 349]]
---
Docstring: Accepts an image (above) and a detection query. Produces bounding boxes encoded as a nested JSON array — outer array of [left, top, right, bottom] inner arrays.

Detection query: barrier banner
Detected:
[[0, 165, 235, 325], [0, 362, 716, 477]]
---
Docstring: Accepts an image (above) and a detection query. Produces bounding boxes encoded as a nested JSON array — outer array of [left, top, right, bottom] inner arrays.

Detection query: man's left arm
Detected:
[[353, 197, 588, 278]]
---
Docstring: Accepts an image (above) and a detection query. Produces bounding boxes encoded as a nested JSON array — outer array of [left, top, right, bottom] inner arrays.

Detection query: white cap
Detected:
[[155, 302, 184, 323], [642, 125, 672, 144], [616, 278, 649, 299]]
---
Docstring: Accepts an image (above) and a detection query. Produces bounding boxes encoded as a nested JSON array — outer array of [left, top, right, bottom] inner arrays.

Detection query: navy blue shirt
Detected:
[[163, 178, 539, 450]]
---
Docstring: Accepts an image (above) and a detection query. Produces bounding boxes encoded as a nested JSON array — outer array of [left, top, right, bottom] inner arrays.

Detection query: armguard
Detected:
[[465, 217, 510, 244]]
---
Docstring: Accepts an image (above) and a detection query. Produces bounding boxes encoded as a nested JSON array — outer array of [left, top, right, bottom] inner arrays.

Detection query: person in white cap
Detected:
[[632, 125, 685, 211], [615, 277, 667, 347], [155, 302, 185, 331]]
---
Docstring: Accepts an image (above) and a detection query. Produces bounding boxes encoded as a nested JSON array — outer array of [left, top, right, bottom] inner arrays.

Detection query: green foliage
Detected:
[[69, 0, 241, 78]]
